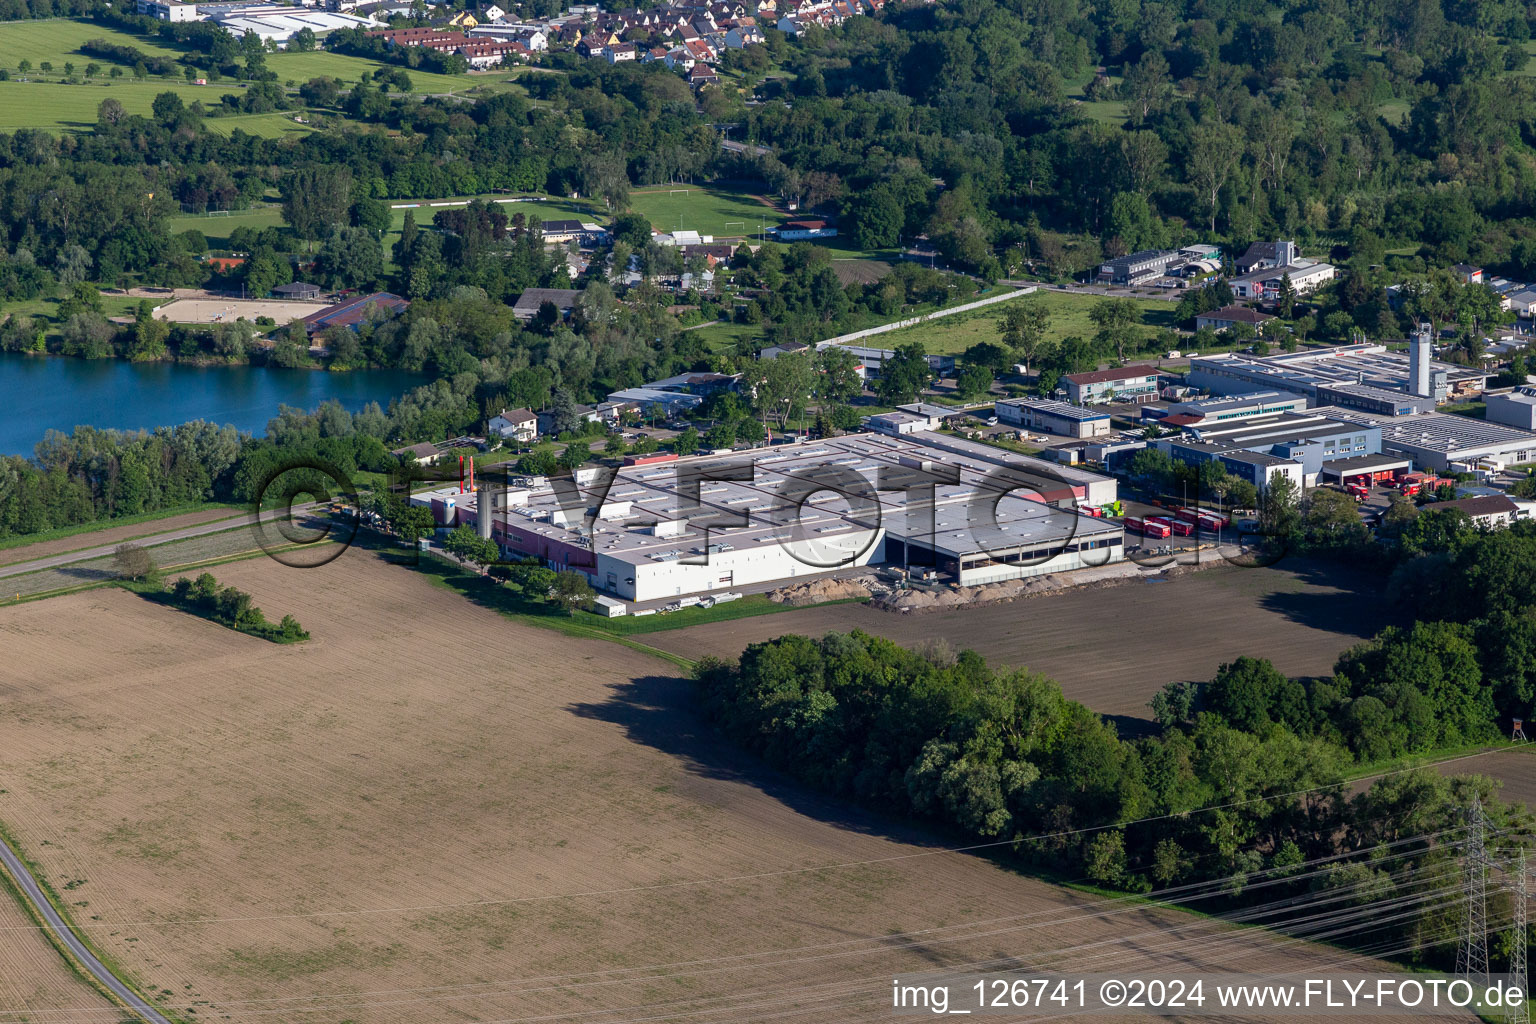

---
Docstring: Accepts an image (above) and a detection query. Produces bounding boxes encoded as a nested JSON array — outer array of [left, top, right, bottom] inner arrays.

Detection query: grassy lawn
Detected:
[[1064, 70, 1128, 124], [628, 185, 778, 239], [0, 18, 184, 70], [872, 290, 1181, 356], [266, 50, 524, 95], [687, 319, 763, 353], [0, 78, 229, 131], [201, 111, 318, 139]]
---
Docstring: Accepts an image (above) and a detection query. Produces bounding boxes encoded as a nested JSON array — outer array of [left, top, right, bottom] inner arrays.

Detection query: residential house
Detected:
[[723, 23, 762, 46], [489, 407, 539, 442], [663, 46, 696, 69], [688, 63, 720, 85], [511, 287, 582, 321], [1235, 240, 1296, 274], [758, 341, 809, 360], [602, 41, 639, 61], [481, 3, 505, 20], [1195, 305, 1275, 333], [1433, 494, 1521, 529], [391, 441, 443, 463]]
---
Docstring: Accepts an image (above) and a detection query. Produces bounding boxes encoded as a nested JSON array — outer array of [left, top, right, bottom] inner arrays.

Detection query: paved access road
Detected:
[[0, 504, 321, 582], [0, 836, 172, 1024]]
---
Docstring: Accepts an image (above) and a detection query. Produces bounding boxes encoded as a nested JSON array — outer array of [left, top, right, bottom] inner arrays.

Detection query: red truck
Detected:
[[1170, 519, 1195, 537], [1345, 482, 1370, 501], [1122, 515, 1146, 533], [1143, 517, 1173, 539], [1198, 512, 1230, 531]]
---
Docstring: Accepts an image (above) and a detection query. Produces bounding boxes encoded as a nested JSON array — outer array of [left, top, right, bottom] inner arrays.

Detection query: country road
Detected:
[[0, 504, 321, 582], [0, 837, 172, 1024]]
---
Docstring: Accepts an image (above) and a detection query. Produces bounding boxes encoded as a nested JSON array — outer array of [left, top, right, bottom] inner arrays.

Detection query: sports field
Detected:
[[628, 185, 778, 239], [0, 550, 1455, 1023], [155, 297, 327, 324], [0, 18, 184, 69]]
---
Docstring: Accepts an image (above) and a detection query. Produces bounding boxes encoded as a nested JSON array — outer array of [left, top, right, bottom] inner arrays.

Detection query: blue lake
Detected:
[[0, 354, 425, 455]]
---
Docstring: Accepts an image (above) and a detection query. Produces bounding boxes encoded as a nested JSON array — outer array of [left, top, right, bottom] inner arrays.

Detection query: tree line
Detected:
[[695, 629, 1529, 967]]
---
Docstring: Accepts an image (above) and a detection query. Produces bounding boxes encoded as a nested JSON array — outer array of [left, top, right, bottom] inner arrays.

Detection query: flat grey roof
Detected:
[[493, 430, 1118, 567], [997, 397, 1111, 421], [1317, 407, 1536, 455]]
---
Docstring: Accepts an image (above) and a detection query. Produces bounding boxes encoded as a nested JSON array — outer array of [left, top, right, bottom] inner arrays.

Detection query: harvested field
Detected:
[[831, 259, 891, 286], [154, 297, 329, 325], [0, 507, 240, 568], [0, 880, 118, 1017], [1431, 748, 1536, 809], [648, 560, 1402, 726], [0, 551, 1450, 1023]]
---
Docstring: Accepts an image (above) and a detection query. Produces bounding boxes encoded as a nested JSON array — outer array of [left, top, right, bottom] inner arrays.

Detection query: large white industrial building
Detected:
[[137, 0, 376, 42], [1188, 340, 1487, 416], [425, 431, 1123, 606]]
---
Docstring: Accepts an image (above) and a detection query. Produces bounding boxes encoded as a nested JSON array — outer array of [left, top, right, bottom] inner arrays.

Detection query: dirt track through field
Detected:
[[648, 560, 1401, 726], [0, 508, 240, 568], [0, 552, 1460, 1023]]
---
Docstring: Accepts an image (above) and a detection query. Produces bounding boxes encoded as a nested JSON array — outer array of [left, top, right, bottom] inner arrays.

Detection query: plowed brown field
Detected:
[[0, 552, 1464, 1023], [648, 560, 1400, 726], [0, 882, 118, 1018]]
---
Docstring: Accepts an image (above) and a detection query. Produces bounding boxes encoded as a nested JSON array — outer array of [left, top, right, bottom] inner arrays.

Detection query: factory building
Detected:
[[1320, 408, 1536, 473], [1096, 250, 1186, 286], [995, 397, 1112, 438], [1153, 409, 1381, 488], [1188, 344, 1486, 415], [1143, 390, 1308, 428], [439, 431, 1122, 605]]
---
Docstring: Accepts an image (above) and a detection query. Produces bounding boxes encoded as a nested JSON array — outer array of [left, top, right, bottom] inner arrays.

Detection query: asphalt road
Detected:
[[0, 504, 318, 582], [0, 836, 171, 1024]]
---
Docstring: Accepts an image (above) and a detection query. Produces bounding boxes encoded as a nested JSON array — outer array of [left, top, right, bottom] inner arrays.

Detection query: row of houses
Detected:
[[368, 26, 532, 65]]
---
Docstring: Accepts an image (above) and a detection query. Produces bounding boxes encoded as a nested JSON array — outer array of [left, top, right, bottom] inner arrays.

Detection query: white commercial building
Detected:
[[1486, 387, 1536, 431], [451, 431, 1122, 604]]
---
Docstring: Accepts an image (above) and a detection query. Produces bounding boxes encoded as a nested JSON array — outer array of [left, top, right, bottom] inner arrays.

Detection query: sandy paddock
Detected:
[[0, 552, 1469, 1024], [154, 298, 329, 325]]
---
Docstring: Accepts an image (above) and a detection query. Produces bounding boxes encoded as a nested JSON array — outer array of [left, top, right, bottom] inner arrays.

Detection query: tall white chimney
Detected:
[[1408, 322, 1432, 398], [477, 483, 494, 540]]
